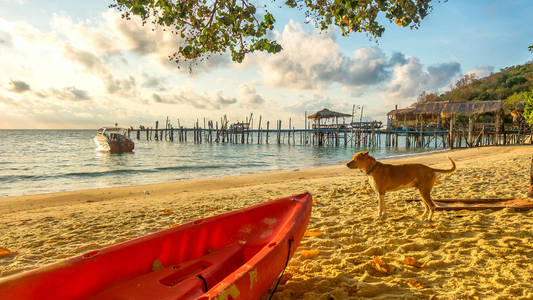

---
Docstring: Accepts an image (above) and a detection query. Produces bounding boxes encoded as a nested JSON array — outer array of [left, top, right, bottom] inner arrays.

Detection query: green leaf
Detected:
[[111, 0, 437, 68]]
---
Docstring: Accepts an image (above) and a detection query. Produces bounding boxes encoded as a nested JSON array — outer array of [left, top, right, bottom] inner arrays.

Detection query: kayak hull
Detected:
[[0, 193, 312, 300]]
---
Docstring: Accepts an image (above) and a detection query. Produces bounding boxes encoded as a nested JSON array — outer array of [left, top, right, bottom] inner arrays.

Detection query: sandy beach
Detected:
[[1, 145, 532, 299]]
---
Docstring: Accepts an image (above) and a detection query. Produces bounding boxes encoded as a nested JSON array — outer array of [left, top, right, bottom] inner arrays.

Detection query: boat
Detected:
[[0, 193, 312, 300], [93, 126, 134, 153]]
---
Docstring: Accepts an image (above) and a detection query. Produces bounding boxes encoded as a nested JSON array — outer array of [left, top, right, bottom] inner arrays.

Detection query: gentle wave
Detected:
[[0, 163, 270, 183]]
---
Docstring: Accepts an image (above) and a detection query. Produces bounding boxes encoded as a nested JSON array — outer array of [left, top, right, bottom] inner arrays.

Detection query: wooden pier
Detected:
[[128, 119, 531, 149], [126, 102, 532, 150]]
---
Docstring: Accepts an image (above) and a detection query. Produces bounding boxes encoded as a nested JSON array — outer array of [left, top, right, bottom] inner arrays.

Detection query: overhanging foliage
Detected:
[[111, 0, 438, 67]]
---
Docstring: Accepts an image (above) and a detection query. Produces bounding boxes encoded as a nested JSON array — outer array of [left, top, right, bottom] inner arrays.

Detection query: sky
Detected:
[[0, 0, 532, 129]]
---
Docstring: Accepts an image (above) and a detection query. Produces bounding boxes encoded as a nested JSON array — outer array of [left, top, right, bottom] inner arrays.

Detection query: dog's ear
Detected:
[[361, 151, 369, 156]]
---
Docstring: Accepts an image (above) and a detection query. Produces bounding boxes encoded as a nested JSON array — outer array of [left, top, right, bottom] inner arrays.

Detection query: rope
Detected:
[[197, 275, 208, 292], [268, 238, 293, 300]]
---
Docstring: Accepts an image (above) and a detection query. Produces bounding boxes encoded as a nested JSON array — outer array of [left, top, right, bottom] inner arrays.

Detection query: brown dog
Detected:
[[346, 151, 456, 221]]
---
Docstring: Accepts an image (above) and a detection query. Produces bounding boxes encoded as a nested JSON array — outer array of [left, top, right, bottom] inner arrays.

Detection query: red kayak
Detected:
[[0, 193, 312, 300]]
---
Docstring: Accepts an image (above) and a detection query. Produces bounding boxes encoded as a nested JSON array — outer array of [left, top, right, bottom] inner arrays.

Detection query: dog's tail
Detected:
[[432, 157, 456, 173]]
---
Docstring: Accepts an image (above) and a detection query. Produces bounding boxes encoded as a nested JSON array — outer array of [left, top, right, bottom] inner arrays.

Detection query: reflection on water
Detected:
[[95, 151, 134, 166]]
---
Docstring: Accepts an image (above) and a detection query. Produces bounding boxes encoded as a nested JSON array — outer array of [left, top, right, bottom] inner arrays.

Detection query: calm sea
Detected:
[[0, 130, 438, 197]]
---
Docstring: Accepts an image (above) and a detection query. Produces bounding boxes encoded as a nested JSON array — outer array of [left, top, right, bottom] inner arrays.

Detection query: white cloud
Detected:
[[6, 79, 31, 93], [466, 66, 494, 78], [50, 10, 229, 73], [256, 20, 461, 102], [0, 10, 467, 129], [284, 95, 354, 116], [39, 87, 91, 101], [152, 89, 237, 110], [383, 56, 461, 105], [238, 83, 265, 109], [0, 29, 12, 47], [63, 44, 137, 97]]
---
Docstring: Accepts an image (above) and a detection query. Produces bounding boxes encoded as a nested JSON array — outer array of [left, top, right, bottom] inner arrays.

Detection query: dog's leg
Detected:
[[419, 194, 430, 220], [427, 201, 435, 221], [418, 187, 435, 221], [377, 193, 385, 218]]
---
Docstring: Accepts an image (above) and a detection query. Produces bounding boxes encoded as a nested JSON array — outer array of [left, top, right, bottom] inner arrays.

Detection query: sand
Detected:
[[1, 145, 532, 299]]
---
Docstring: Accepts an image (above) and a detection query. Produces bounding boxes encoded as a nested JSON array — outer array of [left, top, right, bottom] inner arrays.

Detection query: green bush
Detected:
[[523, 91, 533, 127]]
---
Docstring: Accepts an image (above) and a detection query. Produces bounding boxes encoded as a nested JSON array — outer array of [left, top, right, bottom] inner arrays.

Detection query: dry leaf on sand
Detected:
[[402, 256, 423, 268], [169, 222, 179, 228], [408, 279, 425, 289], [304, 230, 323, 237], [0, 248, 17, 258], [370, 256, 394, 275], [300, 250, 320, 259], [161, 209, 174, 215]]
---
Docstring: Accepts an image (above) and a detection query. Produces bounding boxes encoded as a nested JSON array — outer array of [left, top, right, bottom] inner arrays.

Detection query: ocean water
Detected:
[[0, 130, 438, 197]]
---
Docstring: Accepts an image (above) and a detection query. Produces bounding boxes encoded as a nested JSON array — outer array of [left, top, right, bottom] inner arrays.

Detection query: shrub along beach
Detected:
[[1, 145, 532, 299]]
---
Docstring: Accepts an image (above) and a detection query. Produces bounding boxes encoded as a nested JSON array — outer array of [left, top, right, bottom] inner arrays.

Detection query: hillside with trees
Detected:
[[417, 60, 533, 127], [417, 61, 533, 109]]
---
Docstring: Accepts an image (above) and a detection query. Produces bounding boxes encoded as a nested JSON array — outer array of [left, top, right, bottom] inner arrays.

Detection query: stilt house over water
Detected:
[[388, 100, 504, 132], [307, 108, 352, 129], [386, 100, 533, 147]]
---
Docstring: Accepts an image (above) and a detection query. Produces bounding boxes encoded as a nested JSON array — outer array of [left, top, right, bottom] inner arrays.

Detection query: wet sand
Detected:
[[1, 145, 532, 299]]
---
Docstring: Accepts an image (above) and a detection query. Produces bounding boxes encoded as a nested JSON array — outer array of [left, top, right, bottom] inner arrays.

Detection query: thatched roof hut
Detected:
[[388, 100, 503, 119], [387, 107, 416, 117], [440, 100, 502, 116], [308, 108, 352, 120]]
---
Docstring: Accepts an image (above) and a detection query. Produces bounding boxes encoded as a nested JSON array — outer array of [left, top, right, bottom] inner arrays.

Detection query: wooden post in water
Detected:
[[304, 112, 307, 145], [243, 119, 247, 144], [164, 117, 168, 141], [419, 116, 424, 148], [495, 112, 502, 145], [434, 127, 437, 148], [215, 121, 219, 143], [155, 121, 159, 141], [449, 115, 455, 149], [371, 121, 375, 148], [343, 118, 347, 146], [258, 116, 262, 144], [199, 119, 202, 144], [249, 114, 253, 144], [266, 121, 270, 144], [468, 116, 474, 147], [219, 117, 223, 143], [288, 118, 291, 145], [277, 120, 281, 144], [193, 119, 198, 144]]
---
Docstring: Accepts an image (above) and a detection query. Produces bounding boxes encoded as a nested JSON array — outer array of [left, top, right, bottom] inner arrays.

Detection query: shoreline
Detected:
[[1, 144, 439, 200], [0, 145, 527, 213], [0, 146, 448, 212], [1, 145, 533, 298]]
